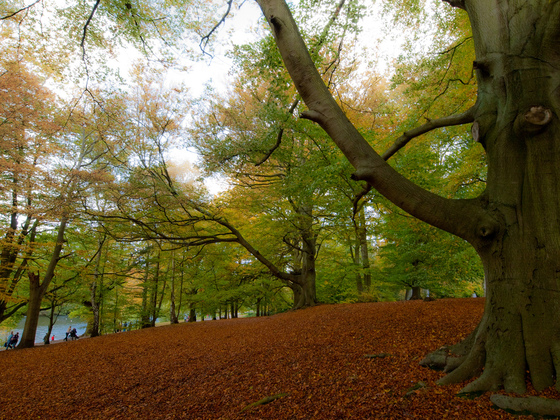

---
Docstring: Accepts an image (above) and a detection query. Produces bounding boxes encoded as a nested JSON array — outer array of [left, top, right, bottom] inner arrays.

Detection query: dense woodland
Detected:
[[0, 0, 484, 345]]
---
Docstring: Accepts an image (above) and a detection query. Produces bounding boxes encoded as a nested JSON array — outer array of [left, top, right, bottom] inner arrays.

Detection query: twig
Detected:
[[241, 393, 289, 412]]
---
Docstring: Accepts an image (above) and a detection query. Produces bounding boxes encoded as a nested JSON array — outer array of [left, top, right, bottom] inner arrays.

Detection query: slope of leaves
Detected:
[[0, 299, 555, 419]]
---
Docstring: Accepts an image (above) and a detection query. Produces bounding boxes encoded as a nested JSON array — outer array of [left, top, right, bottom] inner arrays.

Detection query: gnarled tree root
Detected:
[[490, 395, 560, 418]]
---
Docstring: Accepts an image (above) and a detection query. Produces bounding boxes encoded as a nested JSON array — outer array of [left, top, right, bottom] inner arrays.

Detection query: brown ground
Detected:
[[0, 298, 556, 419]]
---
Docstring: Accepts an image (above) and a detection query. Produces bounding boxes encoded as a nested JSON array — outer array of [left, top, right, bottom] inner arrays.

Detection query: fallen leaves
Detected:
[[0, 298, 555, 419]]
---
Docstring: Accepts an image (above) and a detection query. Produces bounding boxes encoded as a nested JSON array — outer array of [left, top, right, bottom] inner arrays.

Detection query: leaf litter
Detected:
[[0, 298, 557, 419]]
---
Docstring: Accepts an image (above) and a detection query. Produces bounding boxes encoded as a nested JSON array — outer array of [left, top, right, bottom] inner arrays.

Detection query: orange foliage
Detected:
[[0, 299, 554, 419]]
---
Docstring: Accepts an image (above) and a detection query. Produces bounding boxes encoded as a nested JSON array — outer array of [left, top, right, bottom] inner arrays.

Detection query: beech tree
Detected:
[[256, 0, 560, 395]]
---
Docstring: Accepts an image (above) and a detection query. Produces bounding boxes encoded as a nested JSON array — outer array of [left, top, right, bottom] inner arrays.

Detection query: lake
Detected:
[[1, 315, 87, 345]]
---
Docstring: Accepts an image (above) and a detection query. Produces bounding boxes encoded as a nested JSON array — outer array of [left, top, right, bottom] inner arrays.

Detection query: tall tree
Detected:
[[256, 0, 560, 395], [0, 60, 60, 323]]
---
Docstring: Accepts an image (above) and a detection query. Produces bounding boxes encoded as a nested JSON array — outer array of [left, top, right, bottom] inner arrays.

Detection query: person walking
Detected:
[[65, 326, 71, 341]]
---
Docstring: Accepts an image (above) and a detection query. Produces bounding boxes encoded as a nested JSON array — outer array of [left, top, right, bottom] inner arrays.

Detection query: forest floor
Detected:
[[1, 298, 558, 420]]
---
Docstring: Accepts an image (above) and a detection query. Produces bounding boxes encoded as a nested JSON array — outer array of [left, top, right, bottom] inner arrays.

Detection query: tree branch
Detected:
[[80, 0, 101, 60], [255, 0, 346, 166], [199, 0, 234, 57], [256, 0, 498, 245], [0, 0, 41, 20], [442, 0, 466, 10], [381, 107, 476, 160]]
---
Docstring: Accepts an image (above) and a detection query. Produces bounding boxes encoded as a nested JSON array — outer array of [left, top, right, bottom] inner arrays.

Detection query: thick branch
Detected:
[[256, 0, 496, 244], [192, 205, 296, 284], [256, 0, 345, 166], [442, 0, 466, 10]]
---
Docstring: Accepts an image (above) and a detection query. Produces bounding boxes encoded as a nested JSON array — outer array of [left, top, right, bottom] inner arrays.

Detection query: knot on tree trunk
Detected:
[[525, 106, 552, 126], [515, 106, 553, 135]]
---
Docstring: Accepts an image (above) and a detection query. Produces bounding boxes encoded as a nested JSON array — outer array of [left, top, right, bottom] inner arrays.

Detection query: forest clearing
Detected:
[[0, 298, 555, 420]]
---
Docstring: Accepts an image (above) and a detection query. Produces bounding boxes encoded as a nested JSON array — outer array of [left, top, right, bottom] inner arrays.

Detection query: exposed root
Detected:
[[419, 347, 450, 371], [491, 395, 560, 418]]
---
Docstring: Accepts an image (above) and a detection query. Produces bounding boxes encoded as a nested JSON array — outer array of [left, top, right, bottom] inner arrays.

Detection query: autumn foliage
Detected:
[[0, 298, 556, 419]]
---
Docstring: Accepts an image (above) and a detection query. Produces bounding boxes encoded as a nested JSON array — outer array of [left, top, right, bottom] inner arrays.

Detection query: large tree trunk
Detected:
[[256, 0, 560, 394], [426, 0, 560, 393], [20, 272, 43, 348], [290, 202, 318, 308]]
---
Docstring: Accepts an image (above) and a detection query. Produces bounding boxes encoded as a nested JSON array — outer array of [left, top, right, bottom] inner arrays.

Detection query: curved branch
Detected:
[[255, 128, 285, 166], [192, 205, 297, 284], [256, 0, 497, 245], [381, 107, 476, 160], [199, 0, 234, 57]]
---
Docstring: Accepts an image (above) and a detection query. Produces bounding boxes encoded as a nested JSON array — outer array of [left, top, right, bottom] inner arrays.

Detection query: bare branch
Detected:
[[80, 0, 101, 60], [381, 107, 476, 160], [256, 128, 285, 166], [199, 0, 234, 57], [0, 0, 41, 20]]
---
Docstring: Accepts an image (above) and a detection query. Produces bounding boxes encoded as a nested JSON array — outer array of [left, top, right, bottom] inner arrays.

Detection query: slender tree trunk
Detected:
[[42, 300, 60, 345], [357, 208, 372, 291], [89, 237, 105, 338], [150, 250, 161, 327], [169, 251, 178, 324], [18, 216, 68, 349], [140, 257, 151, 329], [352, 242, 364, 294]]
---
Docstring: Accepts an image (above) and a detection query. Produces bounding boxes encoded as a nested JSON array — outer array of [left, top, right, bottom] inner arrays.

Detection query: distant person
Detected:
[[8, 332, 19, 349], [4, 331, 13, 349], [51, 335, 55, 342], [70, 328, 78, 340], [65, 326, 72, 341]]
